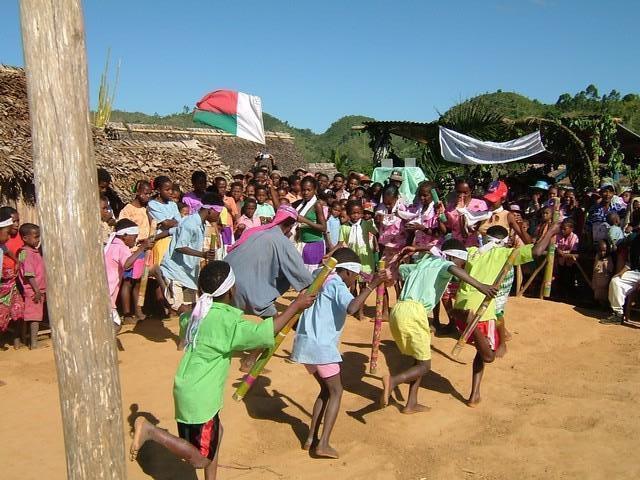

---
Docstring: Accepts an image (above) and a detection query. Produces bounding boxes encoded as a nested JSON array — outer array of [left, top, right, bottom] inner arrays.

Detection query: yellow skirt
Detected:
[[389, 300, 432, 361], [152, 236, 172, 266]]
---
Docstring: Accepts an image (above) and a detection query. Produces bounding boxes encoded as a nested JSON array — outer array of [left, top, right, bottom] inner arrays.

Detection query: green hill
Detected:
[[108, 84, 640, 175]]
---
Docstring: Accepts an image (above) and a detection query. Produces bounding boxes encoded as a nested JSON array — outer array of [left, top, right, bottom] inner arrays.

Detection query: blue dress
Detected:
[[291, 274, 354, 365]]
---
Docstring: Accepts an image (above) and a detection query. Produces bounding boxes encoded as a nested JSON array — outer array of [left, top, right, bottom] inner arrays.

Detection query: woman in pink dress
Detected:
[[444, 178, 487, 247], [374, 184, 407, 318], [401, 181, 446, 250]]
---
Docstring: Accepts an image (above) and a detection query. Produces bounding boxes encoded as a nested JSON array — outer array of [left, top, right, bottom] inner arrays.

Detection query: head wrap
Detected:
[[184, 267, 236, 349], [103, 226, 139, 253], [229, 204, 298, 252], [478, 234, 508, 253], [116, 226, 140, 236], [0, 218, 14, 228], [335, 262, 362, 274], [202, 204, 224, 213], [442, 248, 468, 261]]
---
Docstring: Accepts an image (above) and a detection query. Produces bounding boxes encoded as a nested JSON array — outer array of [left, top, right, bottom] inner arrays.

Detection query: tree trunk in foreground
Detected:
[[19, 1, 126, 478]]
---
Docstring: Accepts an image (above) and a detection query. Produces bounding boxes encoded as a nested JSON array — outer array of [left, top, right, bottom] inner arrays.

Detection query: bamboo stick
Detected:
[[369, 260, 386, 374], [452, 248, 520, 358], [541, 205, 560, 298], [429, 189, 447, 223], [137, 220, 157, 308], [515, 264, 523, 294], [517, 258, 547, 296], [233, 257, 338, 401], [574, 259, 594, 290]]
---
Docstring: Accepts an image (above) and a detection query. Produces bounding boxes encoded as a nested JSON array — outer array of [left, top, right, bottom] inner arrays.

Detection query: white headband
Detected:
[[443, 249, 468, 261], [0, 218, 14, 228], [184, 267, 235, 350], [211, 268, 236, 297], [116, 226, 139, 236], [486, 235, 507, 246], [335, 262, 362, 274]]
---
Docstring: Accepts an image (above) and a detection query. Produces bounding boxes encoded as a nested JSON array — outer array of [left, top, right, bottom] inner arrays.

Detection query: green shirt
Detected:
[[256, 202, 275, 219], [399, 256, 454, 311], [339, 220, 377, 274], [173, 302, 275, 424], [300, 207, 324, 243], [454, 245, 534, 321]]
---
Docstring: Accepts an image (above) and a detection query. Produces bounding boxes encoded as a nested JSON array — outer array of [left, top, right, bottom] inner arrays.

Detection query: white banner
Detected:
[[438, 126, 546, 165]]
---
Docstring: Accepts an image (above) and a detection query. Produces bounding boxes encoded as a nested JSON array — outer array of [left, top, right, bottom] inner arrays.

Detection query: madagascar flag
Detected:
[[193, 90, 265, 144]]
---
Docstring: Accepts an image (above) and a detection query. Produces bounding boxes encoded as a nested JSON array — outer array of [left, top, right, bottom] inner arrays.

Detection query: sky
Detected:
[[1, 1, 638, 133]]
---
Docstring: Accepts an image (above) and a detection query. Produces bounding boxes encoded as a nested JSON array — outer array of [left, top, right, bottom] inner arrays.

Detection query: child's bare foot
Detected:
[[495, 342, 507, 358], [401, 404, 431, 415], [314, 444, 339, 459], [357, 310, 364, 321], [122, 315, 137, 326], [466, 396, 481, 408], [302, 438, 314, 451], [134, 309, 147, 322], [130, 417, 150, 461], [503, 329, 512, 341], [380, 375, 391, 407]]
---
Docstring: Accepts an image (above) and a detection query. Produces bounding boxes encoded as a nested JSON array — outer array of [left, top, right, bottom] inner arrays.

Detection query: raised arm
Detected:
[[533, 222, 561, 257]]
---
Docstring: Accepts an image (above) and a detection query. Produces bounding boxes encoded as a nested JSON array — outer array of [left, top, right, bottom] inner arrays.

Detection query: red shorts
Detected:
[[305, 363, 341, 379], [177, 414, 221, 461], [441, 281, 459, 303], [456, 318, 501, 351]]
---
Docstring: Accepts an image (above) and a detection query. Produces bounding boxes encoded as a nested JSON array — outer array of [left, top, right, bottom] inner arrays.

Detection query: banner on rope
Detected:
[[438, 126, 546, 165]]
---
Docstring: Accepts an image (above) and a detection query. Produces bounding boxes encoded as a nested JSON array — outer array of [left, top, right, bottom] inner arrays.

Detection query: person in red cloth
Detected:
[[0, 206, 24, 348]]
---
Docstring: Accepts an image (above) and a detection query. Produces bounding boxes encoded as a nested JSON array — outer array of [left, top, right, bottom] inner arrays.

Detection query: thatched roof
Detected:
[[0, 65, 304, 203], [105, 122, 305, 174]]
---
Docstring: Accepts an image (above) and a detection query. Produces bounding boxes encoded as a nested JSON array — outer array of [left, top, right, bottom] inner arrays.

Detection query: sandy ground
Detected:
[[1, 294, 639, 480]]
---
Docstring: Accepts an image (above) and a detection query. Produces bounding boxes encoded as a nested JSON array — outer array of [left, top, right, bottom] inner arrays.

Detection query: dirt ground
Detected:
[[1, 294, 639, 480]]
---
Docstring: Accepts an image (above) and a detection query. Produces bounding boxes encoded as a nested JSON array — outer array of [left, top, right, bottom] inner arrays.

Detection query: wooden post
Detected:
[[19, 1, 126, 479], [369, 260, 386, 374], [541, 204, 560, 298], [517, 259, 547, 297]]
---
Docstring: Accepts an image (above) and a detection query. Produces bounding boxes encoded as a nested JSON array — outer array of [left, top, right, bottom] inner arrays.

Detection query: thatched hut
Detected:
[[0, 65, 305, 221], [105, 122, 305, 175]]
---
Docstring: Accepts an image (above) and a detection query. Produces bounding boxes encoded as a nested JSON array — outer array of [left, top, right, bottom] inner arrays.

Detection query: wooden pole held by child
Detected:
[[541, 203, 560, 298], [233, 256, 338, 401], [452, 248, 520, 358], [19, 1, 127, 477], [137, 220, 157, 308], [369, 260, 386, 374]]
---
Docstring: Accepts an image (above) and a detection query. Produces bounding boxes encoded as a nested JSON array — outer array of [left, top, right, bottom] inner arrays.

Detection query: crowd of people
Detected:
[[1, 157, 639, 479]]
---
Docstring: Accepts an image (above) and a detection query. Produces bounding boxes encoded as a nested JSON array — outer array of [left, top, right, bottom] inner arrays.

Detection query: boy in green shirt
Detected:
[[451, 223, 559, 406], [130, 261, 315, 480], [380, 239, 496, 414]]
